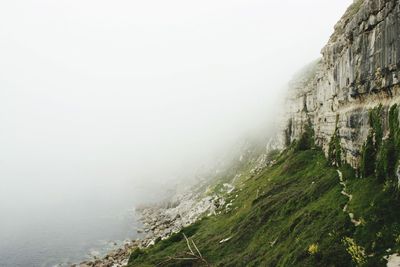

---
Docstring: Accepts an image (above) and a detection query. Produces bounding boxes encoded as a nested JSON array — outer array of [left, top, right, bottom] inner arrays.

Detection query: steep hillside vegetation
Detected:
[[125, 1, 400, 266], [127, 140, 400, 266]]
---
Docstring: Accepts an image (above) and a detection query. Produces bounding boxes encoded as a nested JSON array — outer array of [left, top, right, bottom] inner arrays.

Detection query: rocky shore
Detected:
[[137, 189, 227, 248], [72, 184, 231, 267], [72, 140, 280, 267], [71, 240, 138, 267]]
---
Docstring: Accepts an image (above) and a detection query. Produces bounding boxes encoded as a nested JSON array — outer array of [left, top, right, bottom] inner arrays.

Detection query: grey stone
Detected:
[[285, 0, 400, 168]]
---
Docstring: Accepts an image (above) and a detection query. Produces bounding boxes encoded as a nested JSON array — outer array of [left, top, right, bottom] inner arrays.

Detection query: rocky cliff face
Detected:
[[286, 0, 400, 167]]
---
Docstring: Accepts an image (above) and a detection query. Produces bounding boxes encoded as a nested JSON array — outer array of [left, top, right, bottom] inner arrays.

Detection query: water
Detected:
[[1, 210, 139, 266], [0, 184, 150, 267]]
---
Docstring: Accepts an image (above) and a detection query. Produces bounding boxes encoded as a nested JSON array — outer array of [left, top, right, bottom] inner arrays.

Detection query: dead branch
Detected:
[[183, 233, 195, 255], [191, 239, 203, 259], [156, 233, 210, 266]]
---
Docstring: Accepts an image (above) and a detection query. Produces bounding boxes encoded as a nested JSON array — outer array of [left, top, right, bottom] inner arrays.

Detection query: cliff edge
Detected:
[[286, 0, 400, 168]]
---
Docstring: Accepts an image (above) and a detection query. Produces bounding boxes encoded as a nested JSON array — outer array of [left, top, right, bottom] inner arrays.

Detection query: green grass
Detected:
[[346, 176, 400, 266], [128, 147, 400, 266]]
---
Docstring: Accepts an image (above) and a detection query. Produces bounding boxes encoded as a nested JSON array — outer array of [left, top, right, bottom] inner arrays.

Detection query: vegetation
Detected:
[[128, 138, 400, 266], [328, 115, 343, 167], [295, 118, 314, 151], [360, 104, 400, 187], [360, 105, 382, 179], [342, 237, 367, 266], [127, 104, 400, 266], [307, 243, 319, 255], [284, 118, 293, 147], [386, 105, 400, 181]]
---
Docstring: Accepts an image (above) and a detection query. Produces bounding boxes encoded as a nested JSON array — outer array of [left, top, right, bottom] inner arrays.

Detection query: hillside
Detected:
[[127, 139, 400, 266], [77, 1, 400, 266], [125, 0, 400, 266]]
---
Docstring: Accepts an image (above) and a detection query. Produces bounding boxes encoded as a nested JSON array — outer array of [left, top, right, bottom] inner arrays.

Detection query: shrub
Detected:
[[386, 105, 400, 180], [360, 131, 376, 178], [342, 237, 367, 266], [129, 248, 146, 263], [296, 118, 314, 151], [307, 243, 319, 255], [360, 105, 383, 179], [328, 115, 342, 166]]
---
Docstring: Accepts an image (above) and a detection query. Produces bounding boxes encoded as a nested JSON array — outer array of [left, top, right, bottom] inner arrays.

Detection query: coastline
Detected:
[[73, 185, 230, 267], [71, 239, 139, 267], [72, 140, 278, 267]]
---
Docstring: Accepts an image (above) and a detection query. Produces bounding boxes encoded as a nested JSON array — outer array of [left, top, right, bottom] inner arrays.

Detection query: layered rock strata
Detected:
[[286, 0, 400, 167]]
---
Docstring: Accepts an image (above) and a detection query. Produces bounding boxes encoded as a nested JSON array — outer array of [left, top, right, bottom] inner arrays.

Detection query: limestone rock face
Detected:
[[286, 0, 400, 167]]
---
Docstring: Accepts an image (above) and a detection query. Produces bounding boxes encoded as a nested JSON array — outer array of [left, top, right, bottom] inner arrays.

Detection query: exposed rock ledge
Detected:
[[286, 0, 400, 168]]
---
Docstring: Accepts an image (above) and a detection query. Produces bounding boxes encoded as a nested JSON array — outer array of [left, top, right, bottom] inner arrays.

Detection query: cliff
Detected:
[[286, 0, 400, 168], [83, 2, 400, 266]]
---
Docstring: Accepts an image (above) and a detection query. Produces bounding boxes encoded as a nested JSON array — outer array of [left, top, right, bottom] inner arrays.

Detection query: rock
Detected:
[[386, 253, 400, 267], [368, 14, 377, 27], [219, 236, 232, 243], [286, 0, 400, 169]]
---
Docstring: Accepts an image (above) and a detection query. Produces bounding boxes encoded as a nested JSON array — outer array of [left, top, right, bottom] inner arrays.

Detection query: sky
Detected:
[[0, 0, 353, 215]]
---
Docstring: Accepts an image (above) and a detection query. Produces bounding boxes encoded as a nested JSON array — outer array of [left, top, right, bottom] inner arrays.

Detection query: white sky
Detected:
[[0, 0, 352, 208]]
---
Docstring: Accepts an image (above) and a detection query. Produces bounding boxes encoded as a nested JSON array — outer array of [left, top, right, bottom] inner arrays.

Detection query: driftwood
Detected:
[[156, 233, 210, 266]]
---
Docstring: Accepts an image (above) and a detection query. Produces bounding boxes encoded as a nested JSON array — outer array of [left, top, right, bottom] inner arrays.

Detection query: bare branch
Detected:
[[183, 233, 195, 255], [157, 233, 210, 266], [191, 239, 203, 258]]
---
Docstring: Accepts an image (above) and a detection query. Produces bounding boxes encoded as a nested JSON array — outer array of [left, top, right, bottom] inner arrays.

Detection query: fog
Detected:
[[0, 0, 352, 265]]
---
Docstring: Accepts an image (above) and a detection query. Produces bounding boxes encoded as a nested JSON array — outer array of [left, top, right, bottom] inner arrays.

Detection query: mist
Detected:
[[0, 0, 352, 266]]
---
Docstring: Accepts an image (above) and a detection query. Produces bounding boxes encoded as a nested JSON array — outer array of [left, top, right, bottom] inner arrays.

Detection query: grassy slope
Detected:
[[128, 147, 400, 266]]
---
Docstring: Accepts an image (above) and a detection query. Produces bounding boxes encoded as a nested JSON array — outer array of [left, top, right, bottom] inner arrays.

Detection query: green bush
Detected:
[[360, 105, 383, 179], [360, 131, 376, 178], [360, 104, 400, 185], [296, 118, 314, 151], [128, 248, 146, 262], [328, 115, 342, 166], [386, 105, 400, 180]]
